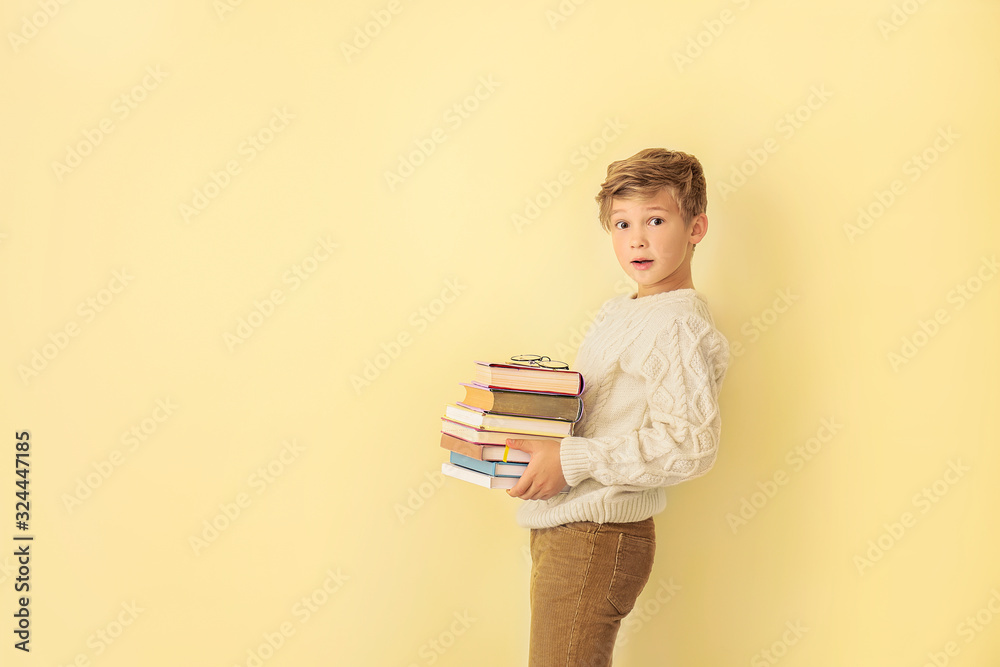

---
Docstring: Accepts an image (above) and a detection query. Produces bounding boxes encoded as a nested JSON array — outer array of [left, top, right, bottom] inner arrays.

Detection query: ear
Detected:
[[688, 213, 708, 245]]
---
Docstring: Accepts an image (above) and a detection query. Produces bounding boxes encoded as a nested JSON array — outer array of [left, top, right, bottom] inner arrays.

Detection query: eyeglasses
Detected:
[[509, 354, 569, 370]]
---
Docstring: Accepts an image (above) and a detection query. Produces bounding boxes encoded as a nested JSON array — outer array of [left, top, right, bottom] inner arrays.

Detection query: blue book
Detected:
[[450, 451, 528, 478]]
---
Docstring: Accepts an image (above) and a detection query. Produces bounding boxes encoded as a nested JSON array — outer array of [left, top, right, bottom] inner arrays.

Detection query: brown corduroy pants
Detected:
[[528, 518, 656, 667]]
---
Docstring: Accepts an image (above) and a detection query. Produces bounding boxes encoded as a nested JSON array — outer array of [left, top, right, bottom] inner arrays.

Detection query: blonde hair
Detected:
[[595, 148, 707, 233]]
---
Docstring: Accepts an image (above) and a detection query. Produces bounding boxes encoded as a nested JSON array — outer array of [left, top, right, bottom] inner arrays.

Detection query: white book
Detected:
[[443, 404, 572, 438], [441, 462, 517, 489], [441, 463, 570, 493]]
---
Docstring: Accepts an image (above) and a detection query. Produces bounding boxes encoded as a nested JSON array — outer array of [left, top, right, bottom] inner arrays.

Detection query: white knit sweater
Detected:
[[516, 288, 729, 529]]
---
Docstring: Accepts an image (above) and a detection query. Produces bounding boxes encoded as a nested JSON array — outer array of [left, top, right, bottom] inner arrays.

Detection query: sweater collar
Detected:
[[621, 287, 703, 305]]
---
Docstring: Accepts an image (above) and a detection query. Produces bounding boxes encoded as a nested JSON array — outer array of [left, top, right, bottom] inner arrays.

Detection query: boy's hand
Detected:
[[505, 438, 567, 500]]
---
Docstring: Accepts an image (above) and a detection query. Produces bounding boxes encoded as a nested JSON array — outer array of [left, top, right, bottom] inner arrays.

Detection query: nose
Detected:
[[629, 227, 646, 247]]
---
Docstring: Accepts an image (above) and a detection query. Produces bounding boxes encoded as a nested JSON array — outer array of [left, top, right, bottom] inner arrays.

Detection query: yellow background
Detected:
[[2, 1, 999, 665]]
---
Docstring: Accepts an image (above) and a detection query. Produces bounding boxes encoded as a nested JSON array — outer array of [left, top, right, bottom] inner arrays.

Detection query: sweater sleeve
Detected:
[[559, 315, 728, 489]]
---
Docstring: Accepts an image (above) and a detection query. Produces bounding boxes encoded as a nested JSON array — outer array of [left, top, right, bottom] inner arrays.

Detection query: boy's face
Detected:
[[609, 187, 707, 298]]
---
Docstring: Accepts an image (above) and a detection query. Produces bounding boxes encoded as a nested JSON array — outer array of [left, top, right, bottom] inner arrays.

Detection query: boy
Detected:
[[504, 148, 730, 666]]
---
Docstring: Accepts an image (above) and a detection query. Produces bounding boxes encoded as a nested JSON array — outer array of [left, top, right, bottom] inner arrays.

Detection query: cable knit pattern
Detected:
[[516, 289, 729, 529]]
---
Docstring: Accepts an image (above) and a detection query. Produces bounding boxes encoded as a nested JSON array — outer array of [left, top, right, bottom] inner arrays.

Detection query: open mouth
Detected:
[[632, 260, 652, 268]]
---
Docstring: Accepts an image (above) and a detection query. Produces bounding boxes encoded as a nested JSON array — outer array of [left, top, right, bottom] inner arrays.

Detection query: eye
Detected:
[[614, 220, 628, 230], [649, 217, 664, 226]]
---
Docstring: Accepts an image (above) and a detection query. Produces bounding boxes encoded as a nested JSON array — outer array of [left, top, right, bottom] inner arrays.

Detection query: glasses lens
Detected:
[[510, 355, 566, 369]]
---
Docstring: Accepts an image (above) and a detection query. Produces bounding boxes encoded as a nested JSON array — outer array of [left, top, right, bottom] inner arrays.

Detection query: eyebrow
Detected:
[[610, 206, 670, 216]]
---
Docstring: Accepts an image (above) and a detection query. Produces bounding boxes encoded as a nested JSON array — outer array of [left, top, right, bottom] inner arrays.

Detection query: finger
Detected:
[[522, 481, 547, 501], [532, 487, 552, 501], [526, 485, 548, 501], [507, 473, 531, 498], [505, 438, 525, 451]]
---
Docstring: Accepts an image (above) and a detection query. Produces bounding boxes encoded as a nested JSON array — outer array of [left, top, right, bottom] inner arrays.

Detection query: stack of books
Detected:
[[440, 360, 585, 490]]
